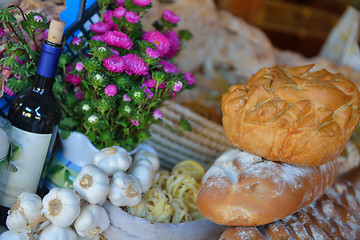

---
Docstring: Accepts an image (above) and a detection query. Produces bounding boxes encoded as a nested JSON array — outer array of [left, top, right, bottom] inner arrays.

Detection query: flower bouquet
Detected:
[[55, 0, 195, 151]]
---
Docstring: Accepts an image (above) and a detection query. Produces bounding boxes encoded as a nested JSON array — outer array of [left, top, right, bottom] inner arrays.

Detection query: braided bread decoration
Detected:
[[222, 65, 360, 166], [220, 181, 360, 240]]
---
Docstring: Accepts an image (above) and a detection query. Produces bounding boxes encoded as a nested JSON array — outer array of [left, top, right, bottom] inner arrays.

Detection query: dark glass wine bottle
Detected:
[[0, 18, 64, 208]]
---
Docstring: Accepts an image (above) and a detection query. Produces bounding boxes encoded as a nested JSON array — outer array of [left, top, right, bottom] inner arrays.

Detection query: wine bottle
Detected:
[[0, 18, 65, 208]]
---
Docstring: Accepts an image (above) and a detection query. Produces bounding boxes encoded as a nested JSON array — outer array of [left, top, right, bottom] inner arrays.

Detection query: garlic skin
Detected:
[[108, 171, 142, 207], [93, 146, 132, 176], [39, 224, 78, 240], [42, 188, 81, 227], [134, 149, 160, 172], [128, 158, 154, 192], [73, 164, 109, 204], [74, 204, 110, 239], [0, 231, 32, 240], [6, 192, 44, 233]]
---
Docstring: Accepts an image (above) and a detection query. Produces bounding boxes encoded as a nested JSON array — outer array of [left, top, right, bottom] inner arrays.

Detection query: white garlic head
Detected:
[[93, 146, 132, 176], [39, 224, 78, 240]]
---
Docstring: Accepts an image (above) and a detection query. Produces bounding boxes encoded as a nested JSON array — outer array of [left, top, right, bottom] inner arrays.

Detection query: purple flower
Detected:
[[33, 15, 43, 23], [110, 48, 119, 56], [103, 55, 126, 73], [123, 94, 131, 101], [164, 31, 180, 59], [133, 0, 151, 7], [104, 10, 118, 30], [91, 35, 105, 42], [125, 12, 141, 24], [90, 22, 112, 35], [4, 86, 15, 96], [0, 27, 6, 38], [114, 6, 126, 18], [146, 47, 160, 59], [153, 109, 162, 120], [103, 30, 133, 50], [142, 31, 170, 57], [105, 84, 117, 96], [162, 9, 181, 24], [14, 73, 21, 80], [72, 37, 82, 46], [123, 54, 148, 76], [131, 119, 140, 127], [141, 83, 154, 99], [75, 62, 84, 72], [144, 78, 156, 88], [115, 0, 125, 6], [173, 81, 183, 92], [71, 75, 82, 85], [75, 90, 83, 100], [42, 29, 49, 41], [15, 56, 25, 65], [184, 72, 195, 85], [158, 59, 178, 73]]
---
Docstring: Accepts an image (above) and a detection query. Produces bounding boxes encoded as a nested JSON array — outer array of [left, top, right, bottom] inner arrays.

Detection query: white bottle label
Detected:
[[0, 126, 52, 207]]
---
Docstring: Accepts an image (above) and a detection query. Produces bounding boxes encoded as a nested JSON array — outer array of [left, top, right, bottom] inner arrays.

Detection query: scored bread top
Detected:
[[222, 65, 360, 166]]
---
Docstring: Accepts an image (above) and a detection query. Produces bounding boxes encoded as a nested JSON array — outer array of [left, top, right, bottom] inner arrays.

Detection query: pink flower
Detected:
[[103, 10, 118, 30], [141, 83, 154, 99], [75, 90, 83, 100], [153, 109, 162, 120], [164, 31, 180, 59], [90, 22, 112, 35], [103, 30, 133, 50], [146, 47, 160, 59], [14, 73, 21, 80], [15, 56, 25, 65], [162, 9, 181, 24], [114, 6, 126, 18], [115, 0, 125, 6], [42, 29, 49, 41], [144, 78, 156, 88], [105, 84, 117, 96], [184, 72, 196, 85], [131, 119, 140, 127], [123, 54, 148, 76], [91, 35, 105, 42], [4, 86, 15, 96], [72, 37, 82, 46], [33, 15, 43, 23], [71, 75, 82, 85], [158, 82, 166, 89], [173, 81, 183, 92], [123, 94, 131, 101], [142, 31, 170, 57], [103, 55, 126, 73], [1, 66, 11, 78], [75, 62, 84, 72], [125, 11, 141, 24], [0, 27, 6, 38], [133, 0, 151, 7], [158, 59, 178, 73]]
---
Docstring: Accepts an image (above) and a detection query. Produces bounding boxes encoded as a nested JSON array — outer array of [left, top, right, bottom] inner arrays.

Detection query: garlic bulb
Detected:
[[134, 149, 160, 172], [73, 164, 109, 204], [74, 204, 110, 239], [39, 224, 78, 240], [0, 230, 33, 240], [93, 146, 132, 176], [128, 158, 154, 192], [42, 188, 81, 227], [6, 192, 45, 233], [108, 171, 142, 207]]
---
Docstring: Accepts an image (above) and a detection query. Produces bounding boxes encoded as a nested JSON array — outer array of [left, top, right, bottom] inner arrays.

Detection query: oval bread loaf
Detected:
[[196, 149, 338, 226], [222, 65, 360, 166]]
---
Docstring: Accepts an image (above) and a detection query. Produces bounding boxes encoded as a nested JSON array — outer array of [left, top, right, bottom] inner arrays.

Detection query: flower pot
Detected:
[[102, 201, 226, 240], [44, 131, 158, 190]]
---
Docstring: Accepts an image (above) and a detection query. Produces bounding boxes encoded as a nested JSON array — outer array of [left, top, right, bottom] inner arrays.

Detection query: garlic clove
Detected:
[[39, 224, 78, 240], [0, 230, 32, 240], [128, 159, 155, 192], [73, 164, 109, 205], [74, 204, 110, 239], [93, 146, 132, 176], [134, 150, 160, 172], [108, 171, 142, 207], [42, 188, 81, 228]]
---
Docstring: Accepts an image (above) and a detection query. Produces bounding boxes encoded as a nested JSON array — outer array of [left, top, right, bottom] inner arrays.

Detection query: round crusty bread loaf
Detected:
[[196, 149, 338, 227], [222, 65, 360, 166]]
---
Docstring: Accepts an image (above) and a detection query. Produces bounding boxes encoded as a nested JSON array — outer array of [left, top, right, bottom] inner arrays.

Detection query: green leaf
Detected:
[[179, 118, 192, 132], [60, 118, 79, 129], [179, 29, 193, 41]]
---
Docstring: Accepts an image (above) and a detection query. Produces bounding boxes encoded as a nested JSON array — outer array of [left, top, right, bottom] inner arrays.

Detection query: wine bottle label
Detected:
[[0, 126, 52, 207]]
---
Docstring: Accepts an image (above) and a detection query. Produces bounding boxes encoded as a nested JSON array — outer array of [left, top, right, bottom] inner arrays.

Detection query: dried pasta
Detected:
[[126, 160, 206, 223]]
